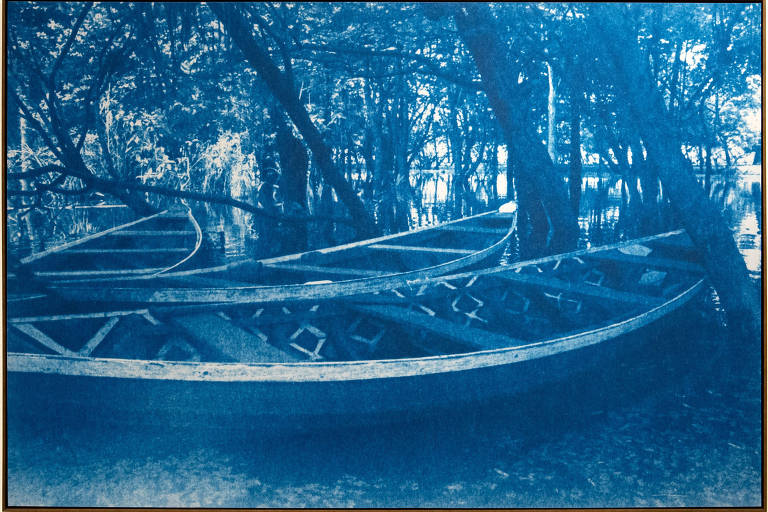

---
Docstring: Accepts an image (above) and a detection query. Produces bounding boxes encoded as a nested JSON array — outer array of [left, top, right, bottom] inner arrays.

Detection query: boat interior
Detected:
[[7, 232, 705, 365]]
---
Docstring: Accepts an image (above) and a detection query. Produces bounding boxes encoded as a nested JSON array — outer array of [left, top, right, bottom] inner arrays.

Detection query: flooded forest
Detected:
[[5, 2, 763, 508]]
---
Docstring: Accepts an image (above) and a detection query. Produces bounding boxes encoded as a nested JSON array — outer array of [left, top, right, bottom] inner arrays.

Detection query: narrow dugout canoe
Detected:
[[14, 207, 203, 281], [7, 229, 706, 427], [42, 202, 518, 305]]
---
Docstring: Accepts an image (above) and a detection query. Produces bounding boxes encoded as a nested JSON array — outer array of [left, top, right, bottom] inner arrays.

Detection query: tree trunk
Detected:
[[704, 145, 712, 195], [569, 89, 582, 215], [545, 61, 557, 163], [488, 139, 499, 201], [451, 4, 578, 251], [506, 145, 515, 200], [209, 3, 378, 237], [19, 117, 31, 199], [18, 117, 39, 249], [273, 109, 309, 252], [591, 5, 760, 340]]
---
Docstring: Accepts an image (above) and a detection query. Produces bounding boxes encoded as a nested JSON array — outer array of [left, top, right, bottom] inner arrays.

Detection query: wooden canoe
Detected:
[[16, 207, 203, 281], [42, 202, 518, 305], [7, 229, 706, 426]]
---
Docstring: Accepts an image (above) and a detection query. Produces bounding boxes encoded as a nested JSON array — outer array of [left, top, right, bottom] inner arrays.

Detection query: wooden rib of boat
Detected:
[[43, 202, 518, 305], [7, 229, 705, 425], [16, 207, 203, 281]]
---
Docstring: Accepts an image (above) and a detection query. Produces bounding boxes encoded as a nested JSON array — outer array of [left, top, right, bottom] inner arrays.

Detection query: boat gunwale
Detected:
[[47, 212, 518, 302], [21, 209, 202, 280], [7, 277, 705, 383], [18, 210, 170, 265], [148, 206, 204, 277], [47, 207, 515, 285], [46, 226, 687, 305]]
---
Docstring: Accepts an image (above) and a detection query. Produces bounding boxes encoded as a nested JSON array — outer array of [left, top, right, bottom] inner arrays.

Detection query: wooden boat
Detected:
[[13, 207, 203, 281], [40, 202, 518, 305], [7, 229, 706, 427]]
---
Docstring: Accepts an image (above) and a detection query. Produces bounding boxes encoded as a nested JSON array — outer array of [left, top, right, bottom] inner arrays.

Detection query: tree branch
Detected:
[[208, 2, 379, 236], [49, 2, 93, 89], [75, 19, 130, 150], [8, 88, 66, 163], [8, 166, 356, 226], [297, 42, 483, 90]]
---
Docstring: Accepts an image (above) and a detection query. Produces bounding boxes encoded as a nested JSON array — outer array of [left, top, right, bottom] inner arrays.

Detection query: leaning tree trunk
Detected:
[[590, 5, 760, 340], [451, 4, 578, 252], [209, 3, 379, 237], [273, 108, 309, 252]]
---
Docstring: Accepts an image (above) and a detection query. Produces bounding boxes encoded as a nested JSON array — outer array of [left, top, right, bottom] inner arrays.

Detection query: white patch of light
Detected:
[[737, 212, 762, 275], [583, 150, 600, 165], [424, 137, 449, 160], [497, 173, 507, 198], [610, 179, 624, 197], [436, 175, 448, 202], [497, 145, 508, 165], [203, 131, 255, 199], [584, 175, 601, 188], [743, 74, 762, 133], [684, 43, 707, 67]]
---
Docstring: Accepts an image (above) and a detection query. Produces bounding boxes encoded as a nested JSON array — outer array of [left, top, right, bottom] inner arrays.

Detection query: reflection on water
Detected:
[[7, 167, 761, 277], [6, 204, 135, 259]]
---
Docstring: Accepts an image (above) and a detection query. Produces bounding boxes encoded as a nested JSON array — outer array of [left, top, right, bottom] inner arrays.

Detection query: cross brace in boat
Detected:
[[497, 272, 664, 306]]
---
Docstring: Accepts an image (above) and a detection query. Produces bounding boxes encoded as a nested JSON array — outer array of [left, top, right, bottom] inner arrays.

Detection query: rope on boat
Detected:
[[150, 206, 203, 277]]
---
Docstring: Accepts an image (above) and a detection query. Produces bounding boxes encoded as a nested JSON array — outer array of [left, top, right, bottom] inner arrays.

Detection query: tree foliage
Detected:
[[7, 2, 761, 239]]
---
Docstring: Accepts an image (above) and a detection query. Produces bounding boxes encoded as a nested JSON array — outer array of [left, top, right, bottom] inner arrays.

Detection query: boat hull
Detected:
[[45, 208, 517, 305], [6, 300, 697, 432]]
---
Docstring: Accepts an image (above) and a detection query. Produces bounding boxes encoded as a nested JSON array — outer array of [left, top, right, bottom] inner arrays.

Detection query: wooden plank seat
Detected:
[[171, 313, 300, 363], [348, 304, 525, 352], [437, 225, 511, 235], [367, 244, 474, 255], [497, 272, 663, 307], [262, 262, 388, 278], [19, 210, 170, 265], [109, 230, 196, 236], [34, 267, 168, 277], [64, 248, 191, 255], [586, 251, 705, 273]]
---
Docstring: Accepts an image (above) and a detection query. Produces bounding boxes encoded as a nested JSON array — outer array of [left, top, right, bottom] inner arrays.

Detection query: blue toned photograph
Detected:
[[5, 2, 762, 508]]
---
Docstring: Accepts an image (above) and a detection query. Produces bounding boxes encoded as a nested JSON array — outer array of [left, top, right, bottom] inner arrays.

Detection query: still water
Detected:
[[6, 169, 762, 507]]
